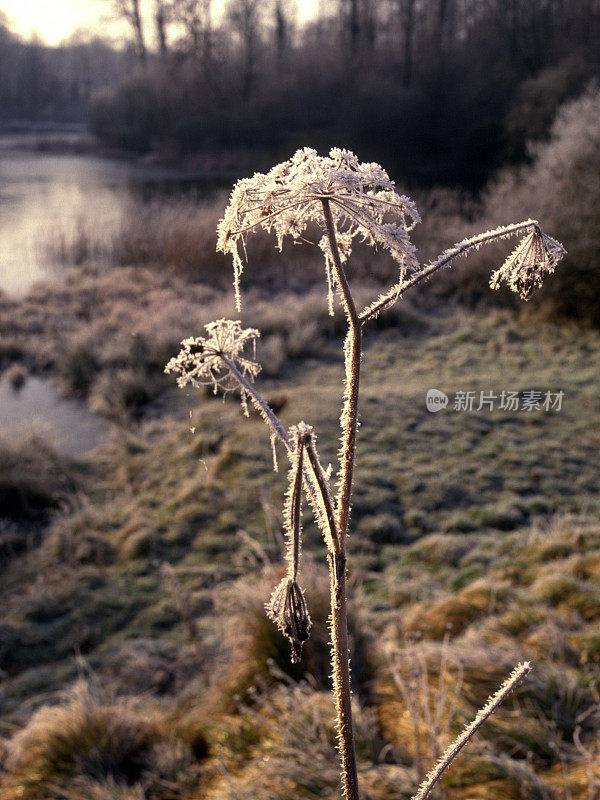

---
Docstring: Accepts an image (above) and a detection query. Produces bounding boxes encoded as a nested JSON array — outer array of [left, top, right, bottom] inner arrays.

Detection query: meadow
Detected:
[[1, 91, 600, 798], [1, 243, 599, 798]]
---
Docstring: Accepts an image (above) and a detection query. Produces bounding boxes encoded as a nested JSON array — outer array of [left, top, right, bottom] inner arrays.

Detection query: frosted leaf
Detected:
[[490, 225, 566, 299], [217, 147, 421, 309], [165, 319, 260, 394]]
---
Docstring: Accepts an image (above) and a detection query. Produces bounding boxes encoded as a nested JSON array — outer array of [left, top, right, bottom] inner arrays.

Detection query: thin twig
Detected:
[[221, 356, 291, 449], [304, 436, 340, 555], [411, 661, 532, 800], [360, 219, 538, 322], [224, 356, 337, 555]]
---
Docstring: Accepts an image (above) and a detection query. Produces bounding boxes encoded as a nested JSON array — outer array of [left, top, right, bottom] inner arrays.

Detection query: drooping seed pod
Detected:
[[490, 225, 565, 300], [265, 424, 313, 662], [266, 577, 312, 664]]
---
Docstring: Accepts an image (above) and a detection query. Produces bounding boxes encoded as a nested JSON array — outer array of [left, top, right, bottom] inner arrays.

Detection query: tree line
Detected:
[[92, 0, 600, 187], [0, 14, 133, 126], [1, 1, 599, 188]]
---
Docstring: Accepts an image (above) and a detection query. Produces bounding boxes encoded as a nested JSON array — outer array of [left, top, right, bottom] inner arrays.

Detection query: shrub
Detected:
[[3, 682, 200, 800], [485, 83, 600, 325]]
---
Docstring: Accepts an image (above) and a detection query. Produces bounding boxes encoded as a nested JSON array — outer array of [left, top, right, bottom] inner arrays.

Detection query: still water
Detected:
[[0, 375, 108, 458], [0, 133, 211, 296], [0, 133, 209, 454]]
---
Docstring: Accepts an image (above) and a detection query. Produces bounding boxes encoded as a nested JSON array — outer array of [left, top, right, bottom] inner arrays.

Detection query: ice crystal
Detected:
[[217, 147, 421, 310], [490, 224, 566, 299], [164, 319, 260, 398]]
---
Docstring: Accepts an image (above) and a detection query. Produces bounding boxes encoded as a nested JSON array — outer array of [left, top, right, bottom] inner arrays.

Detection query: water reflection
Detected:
[[0, 133, 219, 296], [0, 375, 108, 458]]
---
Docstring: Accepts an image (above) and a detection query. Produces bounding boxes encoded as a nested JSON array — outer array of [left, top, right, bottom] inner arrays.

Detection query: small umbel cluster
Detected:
[[167, 147, 566, 800], [490, 223, 566, 299]]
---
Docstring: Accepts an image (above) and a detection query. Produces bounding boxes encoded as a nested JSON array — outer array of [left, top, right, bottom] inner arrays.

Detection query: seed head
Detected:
[[217, 147, 421, 309], [165, 318, 260, 394], [490, 224, 566, 299]]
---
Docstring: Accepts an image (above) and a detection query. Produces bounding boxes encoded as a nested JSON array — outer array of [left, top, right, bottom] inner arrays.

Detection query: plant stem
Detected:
[[329, 553, 359, 800], [321, 198, 361, 543], [221, 355, 291, 449], [321, 197, 361, 800], [411, 662, 532, 800], [223, 357, 338, 554], [360, 218, 539, 322]]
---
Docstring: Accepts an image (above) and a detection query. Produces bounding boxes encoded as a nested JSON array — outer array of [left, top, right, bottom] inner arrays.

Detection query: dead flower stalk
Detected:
[[166, 147, 565, 800]]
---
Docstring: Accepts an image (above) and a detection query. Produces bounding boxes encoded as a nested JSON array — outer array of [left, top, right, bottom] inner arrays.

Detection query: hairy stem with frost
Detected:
[[321, 197, 361, 800]]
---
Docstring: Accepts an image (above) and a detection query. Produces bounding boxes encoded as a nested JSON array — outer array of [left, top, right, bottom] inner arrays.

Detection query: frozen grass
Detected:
[[1, 308, 599, 798], [2, 681, 201, 800], [0, 435, 76, 524], [41, 193, 402, 294], [0, 263, 427, 422]]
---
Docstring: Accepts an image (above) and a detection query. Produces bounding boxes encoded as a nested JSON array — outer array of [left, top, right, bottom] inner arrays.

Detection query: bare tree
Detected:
[[172, 0, 213, 64], [112, 0, 147, 63], [434, 0, 453, 51], [274, 0, 287, 61], [155, 0, 171, 57], [227, 0, 263, 99], [401, 0, 416, 87], [337, 0, 376, 53]]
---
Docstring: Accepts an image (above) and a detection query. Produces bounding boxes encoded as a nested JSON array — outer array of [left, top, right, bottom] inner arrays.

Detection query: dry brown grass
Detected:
[[0, 434, 75, 524], [2, 681, 201, 800]]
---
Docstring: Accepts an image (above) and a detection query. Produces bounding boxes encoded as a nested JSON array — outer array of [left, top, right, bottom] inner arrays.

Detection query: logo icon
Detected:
[[426, 388, 449, 413]]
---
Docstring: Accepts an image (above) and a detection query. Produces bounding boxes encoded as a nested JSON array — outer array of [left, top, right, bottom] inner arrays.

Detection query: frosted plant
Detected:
[[490, 224, 565, 299], [266, 423, 313, 663], [165, 319, 260, 415], [168, 148, 565, 800], [217, 147, 420, 311], [165, 319, 260, 394]]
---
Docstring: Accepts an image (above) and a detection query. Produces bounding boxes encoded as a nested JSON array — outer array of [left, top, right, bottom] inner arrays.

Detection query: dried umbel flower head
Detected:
[[490, 224, 566, 299], [266, 577, 312, 664], [165, 318, 260, 396], [217, 147, 421, 310]]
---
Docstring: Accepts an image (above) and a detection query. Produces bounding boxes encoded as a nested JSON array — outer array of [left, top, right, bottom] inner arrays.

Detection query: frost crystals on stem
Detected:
[[411, 661, 532, 800]]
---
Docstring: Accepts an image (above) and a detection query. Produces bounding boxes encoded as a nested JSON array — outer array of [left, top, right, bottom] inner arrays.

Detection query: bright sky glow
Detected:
[[0, 0, 112, 45], [0, 0, 319, 46]]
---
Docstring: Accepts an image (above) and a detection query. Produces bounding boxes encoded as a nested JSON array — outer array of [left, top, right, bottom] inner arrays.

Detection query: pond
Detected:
[[0, 132, 218, 297], [0, 375, 109, 458], [0, 132, 217, 454]]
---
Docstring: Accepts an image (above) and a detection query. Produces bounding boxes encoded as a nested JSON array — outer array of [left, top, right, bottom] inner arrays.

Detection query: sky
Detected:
[[0, 0, 319, 46], [0, 0, 116, 44]]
